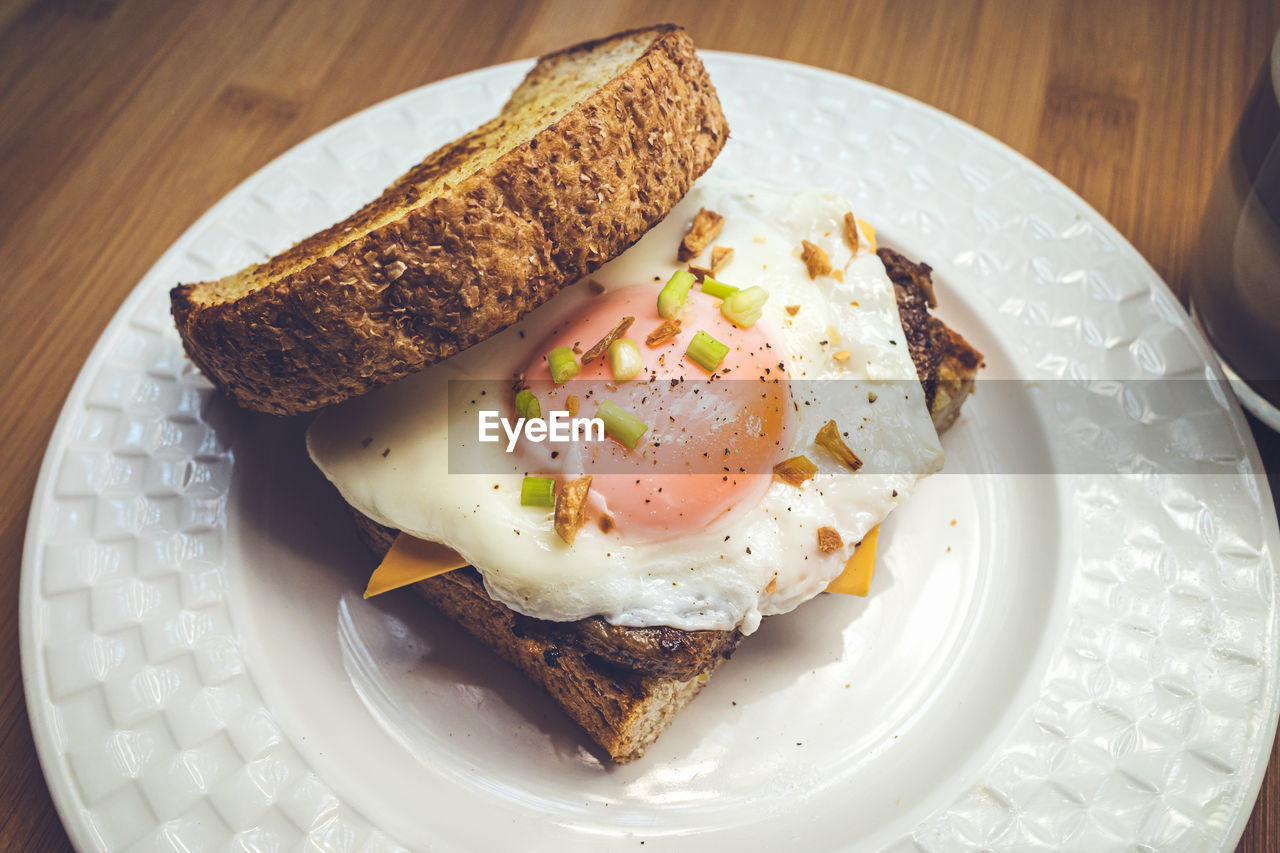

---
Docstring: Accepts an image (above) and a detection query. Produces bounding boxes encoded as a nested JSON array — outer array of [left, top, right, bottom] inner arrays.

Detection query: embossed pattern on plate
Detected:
[[20, 54, 1280, 852]]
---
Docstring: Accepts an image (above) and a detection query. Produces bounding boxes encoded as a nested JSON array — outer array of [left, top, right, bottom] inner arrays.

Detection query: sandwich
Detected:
[[171, 25, 983, 764]]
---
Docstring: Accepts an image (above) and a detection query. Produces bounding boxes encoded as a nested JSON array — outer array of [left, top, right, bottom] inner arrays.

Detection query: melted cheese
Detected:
[[368, 525, 880, 600], [824, 525, 878, 596], [363, 536, 468, 598], [857, 217, 877, 253]]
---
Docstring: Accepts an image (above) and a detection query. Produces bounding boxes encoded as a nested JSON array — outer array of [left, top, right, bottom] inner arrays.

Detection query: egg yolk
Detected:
[[519, 283, 791, 539]]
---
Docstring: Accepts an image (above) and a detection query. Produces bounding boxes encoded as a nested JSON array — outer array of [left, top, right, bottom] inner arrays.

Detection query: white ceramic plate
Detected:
[[21, 53, 1280, 852]]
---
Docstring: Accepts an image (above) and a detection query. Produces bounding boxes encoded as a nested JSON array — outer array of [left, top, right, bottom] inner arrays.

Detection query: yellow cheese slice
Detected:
[[856, 218, 877, 254], [363, 534, 468, 598], [367, 524, 879, 600], [825, 525, 879, 596]]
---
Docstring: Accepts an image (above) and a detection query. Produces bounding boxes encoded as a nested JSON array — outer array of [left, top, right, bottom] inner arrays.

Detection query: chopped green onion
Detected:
[[515, 388, 541, 419], [720, 286, 769, 327], [520, 476, 556, 507], [685, 330, 729, 373], [700, 276, 738, 299], [657, 269, 695, 318], [547, 346, 579, 384], [596, 399, 648, 450], [608, 338, 643, 382]]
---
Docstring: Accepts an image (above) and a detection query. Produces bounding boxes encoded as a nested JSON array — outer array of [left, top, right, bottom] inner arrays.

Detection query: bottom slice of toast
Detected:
[[349, 250, 983, 762], [352, 517, 728, 762]]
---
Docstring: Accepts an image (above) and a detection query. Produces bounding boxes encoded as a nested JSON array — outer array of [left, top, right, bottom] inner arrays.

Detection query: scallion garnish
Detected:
[[686, 330, 729, 372], [720, 285, 768, 327], [608, 338, 643, 382], [520, 476, 556, 507], [515, 388, 541, 419], [657, 269, 695, 318], [547, 346, 579, 384], [700, 276, 738, 299], [596, 399, 648, 450]]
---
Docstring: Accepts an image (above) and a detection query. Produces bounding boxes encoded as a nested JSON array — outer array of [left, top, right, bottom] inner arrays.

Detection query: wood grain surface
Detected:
[[3, 0, 1279, 849]]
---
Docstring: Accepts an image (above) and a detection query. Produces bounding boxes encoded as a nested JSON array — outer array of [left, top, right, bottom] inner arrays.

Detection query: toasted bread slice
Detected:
[[348, 257, 983, 762], [352, 518, 725, 763], [878, 248, 983, 432], [171, 25, 728, 415]]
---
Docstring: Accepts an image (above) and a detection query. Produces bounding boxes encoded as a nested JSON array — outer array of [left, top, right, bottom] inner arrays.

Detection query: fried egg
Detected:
[[306, 173, 943, 634]]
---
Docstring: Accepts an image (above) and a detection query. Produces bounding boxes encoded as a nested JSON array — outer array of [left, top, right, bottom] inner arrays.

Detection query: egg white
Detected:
[[306, 172, 943, 634]]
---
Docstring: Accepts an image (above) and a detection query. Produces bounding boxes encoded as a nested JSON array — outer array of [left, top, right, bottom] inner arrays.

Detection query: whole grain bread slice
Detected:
[[351, 517, 724, 763], [347, 259, 983, 762], [171, 25, 728, 415], [878, 248, 983, 432]]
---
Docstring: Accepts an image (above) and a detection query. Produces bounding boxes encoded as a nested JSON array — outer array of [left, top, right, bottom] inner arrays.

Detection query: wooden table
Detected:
[[3, 0, 1278, 849]]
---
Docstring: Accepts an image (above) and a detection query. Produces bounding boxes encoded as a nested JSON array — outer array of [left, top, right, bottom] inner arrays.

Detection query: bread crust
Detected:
[[172, 26, 729, 415], [878, 247, 984, 431]]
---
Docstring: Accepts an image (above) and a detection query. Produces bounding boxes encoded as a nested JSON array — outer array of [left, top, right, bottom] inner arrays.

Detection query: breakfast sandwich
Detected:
[[171, 25, 982, 763]]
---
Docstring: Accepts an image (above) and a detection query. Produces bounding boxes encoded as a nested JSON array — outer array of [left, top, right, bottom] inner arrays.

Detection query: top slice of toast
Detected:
[[171, 25, 728, 415]]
